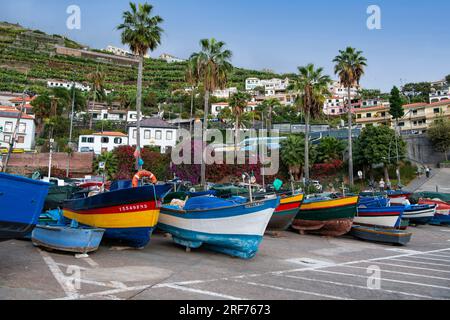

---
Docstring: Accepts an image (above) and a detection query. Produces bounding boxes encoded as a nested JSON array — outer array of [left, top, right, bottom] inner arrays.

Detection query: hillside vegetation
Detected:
[[0, 22, 293, 100]]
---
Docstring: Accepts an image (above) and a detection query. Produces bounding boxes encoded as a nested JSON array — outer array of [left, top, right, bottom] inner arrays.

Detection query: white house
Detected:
[[212, 87, 238, 99], [159, 53, 185, 63], [211, 102, 260, 117], [0, 107, 36, 151], [328, 81, 359, 99], [245, 78, 290, 93], [128, 118, 178, 154], [429, 86, 450, 103], [78, 132, 128, 154], [47, 80, 91, 92]]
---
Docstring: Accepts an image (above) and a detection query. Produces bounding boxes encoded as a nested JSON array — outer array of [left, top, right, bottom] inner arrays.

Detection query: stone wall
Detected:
[[403, 135, 446, 167], [5, 152, 93, 176]]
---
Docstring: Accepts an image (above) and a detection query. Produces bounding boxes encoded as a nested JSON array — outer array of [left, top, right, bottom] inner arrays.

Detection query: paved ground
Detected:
[[1, 225, 450, 300], [407, 168, 450, 193]]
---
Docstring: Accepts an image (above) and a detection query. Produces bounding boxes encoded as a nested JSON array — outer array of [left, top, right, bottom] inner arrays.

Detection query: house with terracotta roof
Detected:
[[78, 131, 128, 155], [127, 118, 178, 154], [0, 108, 36, 151]]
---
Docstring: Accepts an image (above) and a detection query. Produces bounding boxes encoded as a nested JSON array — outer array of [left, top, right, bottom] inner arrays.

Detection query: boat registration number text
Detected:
[[118, 204, 149, 212]]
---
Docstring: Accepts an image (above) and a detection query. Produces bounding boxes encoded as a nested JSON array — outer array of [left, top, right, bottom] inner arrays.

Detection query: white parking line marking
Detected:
[[391, 259, 450, 268], [164, 284, 245, 300], [368, 262, 450, 274], [235, 280, 352, 300], [312, 270, 450, 291], [422, 253, 450, 258], [341, 265, 450, 281], [280, 274, 444, 300], [405, 256, 450, 263], [39, 249, 79, 299]]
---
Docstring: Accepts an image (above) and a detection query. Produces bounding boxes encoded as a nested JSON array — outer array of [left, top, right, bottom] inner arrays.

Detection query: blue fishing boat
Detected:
[[350, 225, 412, 246], [32, 218, 105, 254], [158, 196, 280, 259], [0, 173, 49, 241], [63, 178, 172, 248], [403, 204, 436, 225], [355, 206, 405, 228]]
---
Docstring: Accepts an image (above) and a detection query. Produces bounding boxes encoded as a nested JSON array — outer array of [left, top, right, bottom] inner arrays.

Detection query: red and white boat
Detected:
[[418, 199, 450, 215]]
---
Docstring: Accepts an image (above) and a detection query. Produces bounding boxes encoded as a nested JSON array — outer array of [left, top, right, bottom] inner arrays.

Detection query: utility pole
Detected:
[[2, 89, 31, 172], [66, 81, 76, 178]]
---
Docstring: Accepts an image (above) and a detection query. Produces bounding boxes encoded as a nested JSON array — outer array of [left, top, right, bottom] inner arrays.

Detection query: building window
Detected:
[[81, 137, 87, 143], [17, 136, 25, 144], [3, 135, 11, 143], [166, 131, 173, 140], [19, 123, 26, 133], [399, 122, 405, 127], [103, 114, 108, 119], [155, 130, 162, 140], [357, 114, 362, 119], [366, 113, 372, 118], [4, 122, 13, 133], [101, 137, 109, 144], [114, 138, 122, 144], [434, 108, 440, 114], [87, 137, 94, 143], [133, 129, 137, 139], [144, 130, 151, 139], [412, 110, 418, 115]]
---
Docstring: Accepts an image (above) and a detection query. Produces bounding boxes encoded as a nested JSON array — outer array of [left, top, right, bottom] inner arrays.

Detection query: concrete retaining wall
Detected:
[[403, 135, 446, 167]]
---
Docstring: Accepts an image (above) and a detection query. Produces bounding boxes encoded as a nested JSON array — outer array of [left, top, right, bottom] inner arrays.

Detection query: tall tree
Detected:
[[389, 86, 405, 129], [229, 91, 251, 151], [87, 69, 105, 130], [333, 47, 367, 186], [190, 38, 233, 188], [185, 57, 201, 135], [293, 63, 331, 183], [117, 2, 164, 170], [427, 116, 450, 161], [281, 134, 317, 181]]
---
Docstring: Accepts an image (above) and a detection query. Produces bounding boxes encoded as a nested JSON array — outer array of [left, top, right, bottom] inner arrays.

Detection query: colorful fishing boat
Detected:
[[388, 190, 413, 205], [292, 196, 359, 237], [267, 193, 304, 231], [63, 178, 172, 248], [32, 218, 105, 254], [158, 196, 280, 259], [419, 199, 450, 225], [403, 204, 437, 225], [355, 206, 405, 228], [350, 225, 412, 246], [0, 173, 49, 241]]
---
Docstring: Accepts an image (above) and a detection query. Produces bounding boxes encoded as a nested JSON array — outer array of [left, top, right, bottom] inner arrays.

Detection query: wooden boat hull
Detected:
[[355, 206, 404, 228], [351, 225, 412, 246], [0, 173, 49, 241], [292, 196, 358, 236], [267, 194, 304, 231], [63, 184, 172, 248], [158, 197, 279, 259], [32, 225, 105, 253]]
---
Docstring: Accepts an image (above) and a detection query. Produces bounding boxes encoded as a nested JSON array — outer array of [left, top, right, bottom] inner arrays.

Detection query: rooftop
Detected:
[[92, 132, 127, 137], [128, 118, 177, 129]]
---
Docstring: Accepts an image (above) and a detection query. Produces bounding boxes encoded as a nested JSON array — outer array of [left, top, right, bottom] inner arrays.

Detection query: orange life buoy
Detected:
[[132, 170, 157, 188]]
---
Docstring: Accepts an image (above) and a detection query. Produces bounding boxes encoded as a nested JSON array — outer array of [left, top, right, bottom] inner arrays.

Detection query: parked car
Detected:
[[80, 147, 94, 153]]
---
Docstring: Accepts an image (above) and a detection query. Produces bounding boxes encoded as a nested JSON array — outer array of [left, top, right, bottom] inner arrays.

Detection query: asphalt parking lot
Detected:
[[1, 225, 449, 300]]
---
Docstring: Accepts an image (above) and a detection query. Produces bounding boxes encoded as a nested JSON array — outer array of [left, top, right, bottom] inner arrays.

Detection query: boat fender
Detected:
[[132, 170, 158, 188]]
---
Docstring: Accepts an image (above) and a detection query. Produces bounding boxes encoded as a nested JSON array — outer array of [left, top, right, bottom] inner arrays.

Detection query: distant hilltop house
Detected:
[[245, 77, 290, 96], [47, 80, 91, 92], [211, 87, 238, 99], [211, 101, 260, 117], [104, 45, 150, 59], [429, 80, 450, 103], [159, 53, 185, 63], [323, 81, 360, 116]]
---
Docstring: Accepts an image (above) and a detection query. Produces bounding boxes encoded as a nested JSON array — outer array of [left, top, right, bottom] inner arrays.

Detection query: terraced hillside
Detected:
[[0, 22, 293, 99]]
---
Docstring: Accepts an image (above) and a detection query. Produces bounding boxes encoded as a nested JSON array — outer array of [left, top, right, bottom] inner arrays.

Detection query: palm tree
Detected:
[[293, 64, 331, 183], [281, 135, 317, 181], [190, 38, 233, 188], [229, 91, 251, 151], [333, 47, 367, 186], [87, 69, 105, 130], [260, 98, 281, 130], [185, 57, 200, 135], [117, 2, 164, 169]]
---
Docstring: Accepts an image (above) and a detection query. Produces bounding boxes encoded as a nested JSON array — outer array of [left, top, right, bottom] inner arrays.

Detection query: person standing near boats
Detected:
[[379, 178, 385, 192]]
